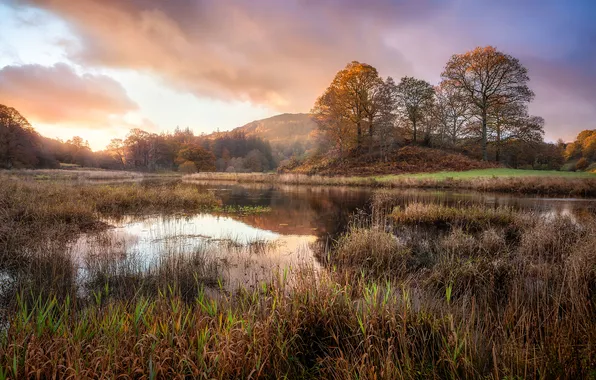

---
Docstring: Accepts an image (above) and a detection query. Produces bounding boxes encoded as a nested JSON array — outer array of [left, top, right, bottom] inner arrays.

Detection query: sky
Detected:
[[0, 0, 594, 150]]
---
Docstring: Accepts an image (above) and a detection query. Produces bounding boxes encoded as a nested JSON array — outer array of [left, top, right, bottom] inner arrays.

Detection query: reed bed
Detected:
[[2, 177, 595, 378], [0, 177, 221, 277], [2, 168, 184, 181], [185, 172, 596, 197]]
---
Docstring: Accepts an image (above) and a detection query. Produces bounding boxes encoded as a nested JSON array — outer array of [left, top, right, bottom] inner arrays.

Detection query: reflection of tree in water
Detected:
[[209, 184, 372, 241], [204, 182, 596, 244]]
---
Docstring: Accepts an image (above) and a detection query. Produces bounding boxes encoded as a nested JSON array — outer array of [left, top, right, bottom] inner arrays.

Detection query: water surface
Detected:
[[72, 182, 596, 289]]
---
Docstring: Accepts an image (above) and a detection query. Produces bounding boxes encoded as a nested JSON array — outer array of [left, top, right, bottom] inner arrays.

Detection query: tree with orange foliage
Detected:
[[312, 61, 385, 154]]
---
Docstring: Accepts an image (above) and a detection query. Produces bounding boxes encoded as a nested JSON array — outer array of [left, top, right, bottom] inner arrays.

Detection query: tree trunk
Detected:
[[481, 111, 488, 161], [496, 126, 501, 163], [413, 119, 417, 143], [356, 121, 362, 148], [368, 117, 374, 154]]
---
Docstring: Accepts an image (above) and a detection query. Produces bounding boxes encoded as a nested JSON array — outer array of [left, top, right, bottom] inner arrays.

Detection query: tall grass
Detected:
[[0, 177, 221, 287], [2, 177, 595, 378], [185, 171, 596, 196], [2, 168, 182, 181]]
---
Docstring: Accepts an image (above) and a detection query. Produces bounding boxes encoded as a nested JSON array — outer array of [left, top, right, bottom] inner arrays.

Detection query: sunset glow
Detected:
[[1, 0, 595, 150]]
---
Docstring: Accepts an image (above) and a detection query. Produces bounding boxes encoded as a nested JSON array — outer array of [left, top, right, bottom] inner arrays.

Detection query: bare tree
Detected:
[[375, 77, 398, 160], [441, 46, 534, 161], [395, 76, 435, 144], [488, 100, 544, 162], [433, 83, 470, 147]]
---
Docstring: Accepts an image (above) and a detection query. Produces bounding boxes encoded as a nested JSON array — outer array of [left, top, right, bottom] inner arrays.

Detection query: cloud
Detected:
[[0, 62, 138, 126], [16, 0, 448, 111], [11, 0, 596, 140]]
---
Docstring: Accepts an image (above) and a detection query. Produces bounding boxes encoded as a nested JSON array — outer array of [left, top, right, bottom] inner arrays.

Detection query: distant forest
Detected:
[[1, 46, 595, 173], [0, 103, 280, 173]]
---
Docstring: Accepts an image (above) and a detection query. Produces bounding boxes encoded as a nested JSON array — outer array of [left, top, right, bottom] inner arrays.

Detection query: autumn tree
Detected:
[[176, 142, 216, 172], [441, 46, 534, 160], [0, 104, 40, 168], [106, 138, 126, 168], [311, 86, 355, 156], [395, 76, 435, 144], [565, 130, 596, 162], [312, 61, 384, 153]]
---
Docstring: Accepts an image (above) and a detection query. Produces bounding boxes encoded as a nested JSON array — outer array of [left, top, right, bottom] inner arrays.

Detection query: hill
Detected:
[[282, 146, 498, 176], [211, 113, 316, 146]]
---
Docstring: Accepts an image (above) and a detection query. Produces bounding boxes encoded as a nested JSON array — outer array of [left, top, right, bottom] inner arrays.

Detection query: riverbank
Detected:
[[1, 168, 182, 181], [186, 168, 596, 197]]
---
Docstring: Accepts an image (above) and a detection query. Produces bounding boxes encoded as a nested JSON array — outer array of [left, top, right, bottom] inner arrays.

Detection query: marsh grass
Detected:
[[3, 168, 181, 181], [185, 170, 596, 196], [0, 177, 220, 236], [390, 202, 520, 230], [2, 176, 596, 378], [321, 202, 596, 378]]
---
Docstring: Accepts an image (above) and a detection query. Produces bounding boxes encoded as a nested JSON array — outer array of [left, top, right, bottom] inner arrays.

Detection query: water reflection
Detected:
[[71, 182, 596, 289]]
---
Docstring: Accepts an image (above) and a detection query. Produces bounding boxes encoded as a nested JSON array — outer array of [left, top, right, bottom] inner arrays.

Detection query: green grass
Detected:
[[374, 168, 596, 181]]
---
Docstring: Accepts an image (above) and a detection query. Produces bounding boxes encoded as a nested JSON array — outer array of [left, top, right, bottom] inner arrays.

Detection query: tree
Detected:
[[564, 130, 596, 162], [0, 104, 41, 168], [375, 77, 399, 159], [395, 76, 435, 144], [441, 46, 534, 160], [311, 86, 355, 156], [312, 61, 384, 152], [125, 129, 151, 169], [244, 149, 269, 172], [488, 101, 544, 162], [106, 138, 126, 168], [433, 83, 469, 147], [176, 143, 216, 172]]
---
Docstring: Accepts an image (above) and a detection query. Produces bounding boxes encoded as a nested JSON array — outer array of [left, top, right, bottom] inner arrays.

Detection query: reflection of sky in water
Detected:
[[71, 213, 320, 289], [110, 214, 280, 256], [69, 183, 596, 289]]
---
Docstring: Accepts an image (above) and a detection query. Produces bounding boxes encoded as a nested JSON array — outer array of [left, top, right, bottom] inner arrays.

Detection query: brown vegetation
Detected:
[[186, 168, 596, 197], [285, 146, 498, 176], [0, 177, 221, 263], [1, 199, 595, 378]]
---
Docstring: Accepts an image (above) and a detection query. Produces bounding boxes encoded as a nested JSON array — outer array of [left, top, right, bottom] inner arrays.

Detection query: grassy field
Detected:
[[375, 168, 596, 181]]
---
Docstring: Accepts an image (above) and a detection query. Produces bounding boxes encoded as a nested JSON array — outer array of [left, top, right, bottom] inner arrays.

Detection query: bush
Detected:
[[560, 162, 577, 172], [576, 157, 589, 171], [178, 160, 198, 173]]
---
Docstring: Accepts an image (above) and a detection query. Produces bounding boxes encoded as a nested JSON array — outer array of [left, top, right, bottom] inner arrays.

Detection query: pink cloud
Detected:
[[0, 63, 138, 126]]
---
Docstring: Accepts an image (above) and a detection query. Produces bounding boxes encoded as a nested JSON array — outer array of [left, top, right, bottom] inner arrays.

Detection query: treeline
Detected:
[[102, 128, 275, 173], [311, 46, 563, 169], [564, 130, 596, 171], [0, 104, 275, 172]]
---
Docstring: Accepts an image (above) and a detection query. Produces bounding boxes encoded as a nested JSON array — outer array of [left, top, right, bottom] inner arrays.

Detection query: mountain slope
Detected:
[[224, 113, 316, 146]]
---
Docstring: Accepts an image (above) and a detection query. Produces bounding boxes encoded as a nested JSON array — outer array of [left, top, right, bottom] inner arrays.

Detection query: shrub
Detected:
[[178, 160, 198, 173], [576, 157, 589, 171]]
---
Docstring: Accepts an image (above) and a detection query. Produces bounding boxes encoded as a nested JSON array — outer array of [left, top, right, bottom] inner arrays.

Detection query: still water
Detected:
[[71, 182, 596, 289]]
